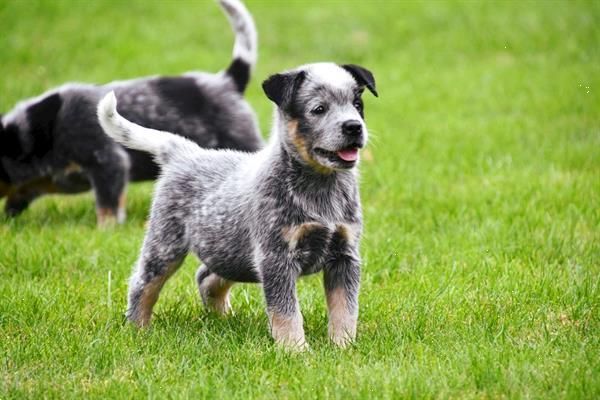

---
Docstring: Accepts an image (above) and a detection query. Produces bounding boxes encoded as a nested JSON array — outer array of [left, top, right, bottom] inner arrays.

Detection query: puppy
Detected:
[[98, 62, 377, 350], [0, 0, 263, 226]]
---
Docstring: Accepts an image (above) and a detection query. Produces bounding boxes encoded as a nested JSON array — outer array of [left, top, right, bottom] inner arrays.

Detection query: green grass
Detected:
[[1, 0, 599, 398]]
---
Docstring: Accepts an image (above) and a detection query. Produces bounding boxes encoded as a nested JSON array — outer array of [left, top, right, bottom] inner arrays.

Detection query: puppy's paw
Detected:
[[97, 209, 120, 228], [269, 311, 307, 352], [198, 272, 234, 316], [125, 309, 152, 328], [200, 291, 232, 315], [329, 331, 355, 348]]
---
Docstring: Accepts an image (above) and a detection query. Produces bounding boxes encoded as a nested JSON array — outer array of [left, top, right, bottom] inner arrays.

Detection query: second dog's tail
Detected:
[[97, 92, 199, 166], [219, 0, 257, 93]]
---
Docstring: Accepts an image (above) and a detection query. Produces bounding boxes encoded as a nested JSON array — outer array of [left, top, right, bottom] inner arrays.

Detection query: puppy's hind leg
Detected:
[[127, 216, 189, 327], [196, 264, 234, 315]]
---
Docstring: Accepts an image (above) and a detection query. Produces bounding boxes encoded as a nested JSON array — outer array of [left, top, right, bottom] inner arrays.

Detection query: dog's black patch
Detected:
[[154, 77, 210, 118], [25, 92, 63, 159], [341, 64, 378, 97], [154, 76, 262, 153], [226, 58, 250, 93], [0, 123, 22, 159], [295, 225, 331, 275], [127, 149, 160, 181]]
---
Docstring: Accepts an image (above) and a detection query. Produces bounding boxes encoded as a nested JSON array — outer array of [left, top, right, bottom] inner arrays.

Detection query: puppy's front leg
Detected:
[[261, 256, 307, 351], [324, 256, 360, 347]]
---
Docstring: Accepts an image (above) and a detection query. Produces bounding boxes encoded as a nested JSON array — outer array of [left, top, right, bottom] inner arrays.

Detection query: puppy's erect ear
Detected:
[[26, 92, 62, 158], [262, 70, 306, 110], [341, 64, 378, 97]]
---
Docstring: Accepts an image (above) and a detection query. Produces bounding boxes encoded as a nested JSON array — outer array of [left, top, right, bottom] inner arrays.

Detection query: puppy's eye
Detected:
[[353, 100, 363, 112], [311, 105, 326, 115]]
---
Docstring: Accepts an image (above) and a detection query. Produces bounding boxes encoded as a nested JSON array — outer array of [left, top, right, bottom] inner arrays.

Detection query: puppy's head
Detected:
[[263, 62, 377, 173]]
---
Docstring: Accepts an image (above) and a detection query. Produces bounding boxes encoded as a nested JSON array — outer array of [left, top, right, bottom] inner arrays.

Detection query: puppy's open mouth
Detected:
[[314, 146, 361, 165]]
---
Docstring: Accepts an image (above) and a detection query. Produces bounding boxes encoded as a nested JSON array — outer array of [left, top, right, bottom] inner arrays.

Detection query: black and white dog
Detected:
[[98, 62, 377, 350], [0, 0, 263, 225]]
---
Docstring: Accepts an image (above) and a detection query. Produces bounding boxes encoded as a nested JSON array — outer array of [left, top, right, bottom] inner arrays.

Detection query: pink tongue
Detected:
[[337, 148, 358, 162]]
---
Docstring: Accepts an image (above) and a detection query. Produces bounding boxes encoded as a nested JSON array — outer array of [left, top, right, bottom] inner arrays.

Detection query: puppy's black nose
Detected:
[[342, 120, 362, 136]]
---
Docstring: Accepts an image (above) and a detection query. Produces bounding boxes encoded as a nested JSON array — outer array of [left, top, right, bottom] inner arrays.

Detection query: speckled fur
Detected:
[[98, 62, 377, 350]]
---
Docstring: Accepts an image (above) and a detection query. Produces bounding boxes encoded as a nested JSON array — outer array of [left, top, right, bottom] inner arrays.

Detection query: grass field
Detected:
[[1, 0, 599, 398]]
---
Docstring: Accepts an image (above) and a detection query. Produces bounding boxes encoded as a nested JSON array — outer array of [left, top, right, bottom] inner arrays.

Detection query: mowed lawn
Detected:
[[1, 0, 599, 398]]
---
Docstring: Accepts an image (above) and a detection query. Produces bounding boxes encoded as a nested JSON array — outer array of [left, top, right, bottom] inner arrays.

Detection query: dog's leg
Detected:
[[196, 264, 234, 315], [261, 255, 307, 351], [83, 147, 129, 227], [126, 217, 189, 327], [323, 226, 361, 347], [4, 186, 42, 216], [89, 169, 128, 227], [323, 258, 360, 347]]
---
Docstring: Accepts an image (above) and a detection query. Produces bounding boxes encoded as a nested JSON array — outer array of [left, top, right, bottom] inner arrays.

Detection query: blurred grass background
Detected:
[[0, 0, 599, 398]]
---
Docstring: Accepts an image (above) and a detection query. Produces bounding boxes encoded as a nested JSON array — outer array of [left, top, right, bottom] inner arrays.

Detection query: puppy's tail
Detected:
[[219, 0, 257, 93], [97, 92, 199, 166]]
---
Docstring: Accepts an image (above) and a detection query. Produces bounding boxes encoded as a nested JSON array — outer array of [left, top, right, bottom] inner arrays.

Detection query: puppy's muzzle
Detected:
[[342, 120, 363, 138]]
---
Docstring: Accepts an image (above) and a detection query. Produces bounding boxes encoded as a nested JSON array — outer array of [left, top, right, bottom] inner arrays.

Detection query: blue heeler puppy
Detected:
[[97, 62, 377, 350], [0, 0, 262, 226]]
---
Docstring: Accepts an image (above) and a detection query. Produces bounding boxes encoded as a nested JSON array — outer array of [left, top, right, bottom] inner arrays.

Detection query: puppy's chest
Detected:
[[281, 221, 360, 275]]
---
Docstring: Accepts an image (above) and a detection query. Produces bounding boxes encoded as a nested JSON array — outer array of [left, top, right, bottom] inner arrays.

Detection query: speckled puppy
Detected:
[[98, 62, 377, 350]]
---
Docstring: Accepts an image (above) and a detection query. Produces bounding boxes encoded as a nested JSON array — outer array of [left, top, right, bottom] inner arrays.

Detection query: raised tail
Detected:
[[219, 0, 257, 93], [97, 92, 199, 166]]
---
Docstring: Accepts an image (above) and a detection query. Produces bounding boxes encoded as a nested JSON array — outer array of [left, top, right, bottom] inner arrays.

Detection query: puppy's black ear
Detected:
[[262, 70, 306, 110], [26, 92, 62, 158], [341, 64, 378, 97]]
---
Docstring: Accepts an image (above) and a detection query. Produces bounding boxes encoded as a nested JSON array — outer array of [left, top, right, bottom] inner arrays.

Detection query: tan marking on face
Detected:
[[335, 223, 361, 247], [287, 119, 332, 175], [282, 221, 326, 249], [326, 287, 357, 348], [199, 273, 234, 315], [268, 310, 308, 351]]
